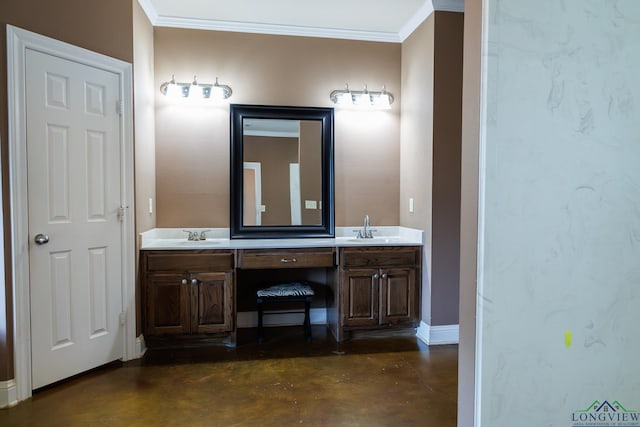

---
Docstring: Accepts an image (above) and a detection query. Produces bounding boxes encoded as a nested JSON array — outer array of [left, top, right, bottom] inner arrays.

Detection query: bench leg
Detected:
[[304, 297, 312, 342], [257, 298, 264, 343]]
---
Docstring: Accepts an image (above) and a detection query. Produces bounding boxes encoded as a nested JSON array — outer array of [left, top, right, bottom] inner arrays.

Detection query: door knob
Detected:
[[34, 234, 49, 245]]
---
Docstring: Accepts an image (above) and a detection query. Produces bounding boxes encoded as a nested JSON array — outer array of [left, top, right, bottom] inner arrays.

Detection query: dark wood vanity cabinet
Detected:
[[141, 250, 234, 337], [337, 246, 420, 338], [141, 245, 420, 344]]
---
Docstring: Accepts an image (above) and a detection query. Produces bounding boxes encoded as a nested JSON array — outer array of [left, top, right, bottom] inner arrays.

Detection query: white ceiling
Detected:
[[138, 0, 464, 43]]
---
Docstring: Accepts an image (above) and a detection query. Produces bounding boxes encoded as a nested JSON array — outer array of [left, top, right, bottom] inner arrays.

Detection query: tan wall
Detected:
[[154, 28, 401, 228], [299, 121, 322, 225], [133, 0, 155, 338], [400, 15, 435, 323], [0, 0, 134, 383], [133, 1, 156, 235], [459, 0, 482, 423]]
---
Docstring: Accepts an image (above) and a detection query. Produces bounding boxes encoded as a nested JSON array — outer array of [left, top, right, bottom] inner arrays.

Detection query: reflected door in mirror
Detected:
[[243, 162, 261, 225], [242, 119, 322, 227]]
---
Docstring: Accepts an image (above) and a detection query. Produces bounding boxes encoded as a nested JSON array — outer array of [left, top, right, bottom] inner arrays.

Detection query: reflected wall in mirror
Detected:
[[230, 105, 334, 239]]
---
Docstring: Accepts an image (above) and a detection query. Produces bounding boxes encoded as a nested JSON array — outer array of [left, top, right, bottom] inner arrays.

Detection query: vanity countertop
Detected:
[[140, 227, 424, 250]]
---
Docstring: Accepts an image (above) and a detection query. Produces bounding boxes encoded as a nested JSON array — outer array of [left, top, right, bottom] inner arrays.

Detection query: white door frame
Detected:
[[6, 25, 137, 402], [243, 162, 262, 225], [289, 163, 301, 225]]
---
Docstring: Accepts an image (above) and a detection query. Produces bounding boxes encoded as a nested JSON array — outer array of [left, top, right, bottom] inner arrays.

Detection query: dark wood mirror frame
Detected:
[[230, 104, 335, 239]]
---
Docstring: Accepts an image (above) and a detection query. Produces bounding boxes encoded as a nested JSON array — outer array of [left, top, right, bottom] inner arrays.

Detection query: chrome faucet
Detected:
[[355, 214, 376, 238], [363, 214, 371, 238], [183, 230, 210, 241]]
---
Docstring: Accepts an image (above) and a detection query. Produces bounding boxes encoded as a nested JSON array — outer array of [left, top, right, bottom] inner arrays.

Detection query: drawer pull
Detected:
[[280, 257, 298, 263]]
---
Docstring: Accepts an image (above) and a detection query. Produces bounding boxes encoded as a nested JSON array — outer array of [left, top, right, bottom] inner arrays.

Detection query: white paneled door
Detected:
[[26, 49, 124, 389]]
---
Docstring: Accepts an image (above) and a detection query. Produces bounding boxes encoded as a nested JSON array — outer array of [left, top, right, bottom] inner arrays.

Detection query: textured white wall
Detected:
[[477, 1, 640, 425]]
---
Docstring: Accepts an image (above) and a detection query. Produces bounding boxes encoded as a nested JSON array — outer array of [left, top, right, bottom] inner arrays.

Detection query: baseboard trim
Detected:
[[0, 379, 18, 409], [237, 308, 327, 329], [416, 321, 459, 345], [135, 334, 147, 358]]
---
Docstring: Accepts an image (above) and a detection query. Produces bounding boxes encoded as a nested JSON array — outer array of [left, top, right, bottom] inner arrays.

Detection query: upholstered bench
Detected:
[[256, 282, 314, 343]]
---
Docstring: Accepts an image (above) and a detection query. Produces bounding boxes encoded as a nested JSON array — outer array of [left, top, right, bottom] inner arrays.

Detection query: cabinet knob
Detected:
[[381, 273, 388, 279], [373, 273, 380, 279], [181, 279, 188, 285], [191, 278, 198, 285]]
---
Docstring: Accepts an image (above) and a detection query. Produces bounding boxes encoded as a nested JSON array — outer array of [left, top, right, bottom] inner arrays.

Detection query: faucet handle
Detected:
[[353, 229, 364, 239], [182, 230, 196, 241], [198, 230, 211, 241]]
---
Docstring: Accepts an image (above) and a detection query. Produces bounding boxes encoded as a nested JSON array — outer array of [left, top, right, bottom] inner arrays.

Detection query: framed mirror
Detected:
[[230, 104, 334, 239]]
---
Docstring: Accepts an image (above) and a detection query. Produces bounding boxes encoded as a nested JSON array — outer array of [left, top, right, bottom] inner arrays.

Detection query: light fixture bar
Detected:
[[160, 75, 233, 99], [330, 84, 394, 109]]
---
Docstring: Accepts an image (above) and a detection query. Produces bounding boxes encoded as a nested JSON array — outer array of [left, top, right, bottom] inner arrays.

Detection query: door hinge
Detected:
[[116, 100, 123, 116], [119, 312, 126, 326], [117, 205, 128, 222]]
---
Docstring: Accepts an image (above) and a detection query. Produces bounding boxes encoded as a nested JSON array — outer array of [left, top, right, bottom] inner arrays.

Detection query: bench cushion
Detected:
[[257, 282, 314, 298]]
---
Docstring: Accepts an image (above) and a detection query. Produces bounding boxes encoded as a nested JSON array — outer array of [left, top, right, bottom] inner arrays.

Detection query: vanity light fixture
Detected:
[[330, 84, 394, 109], [160, 75, 233, 100]]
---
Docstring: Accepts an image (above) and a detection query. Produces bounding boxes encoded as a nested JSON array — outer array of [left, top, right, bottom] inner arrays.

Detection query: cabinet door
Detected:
[[144, 273, 190, 335], [379, 268, 417, 325], [341, 268, 379, 327], [191, 272, 234, 334]]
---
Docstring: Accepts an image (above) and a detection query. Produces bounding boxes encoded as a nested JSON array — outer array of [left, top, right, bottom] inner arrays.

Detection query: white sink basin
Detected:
[[172, 239, 221, 246], [343, 237, 403, 244]]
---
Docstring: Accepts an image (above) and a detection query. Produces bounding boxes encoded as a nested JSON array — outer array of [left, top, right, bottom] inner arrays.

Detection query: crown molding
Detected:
[[136, 0, 158, 23], [153, 16, 401, 42], [432, 0, 465, 13], [136, 0, 464, 43], [398, 0, 464, 41], [398, 2, 435, 42]]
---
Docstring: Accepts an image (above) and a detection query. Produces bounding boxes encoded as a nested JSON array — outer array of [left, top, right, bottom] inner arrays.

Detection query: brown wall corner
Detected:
[[430, 11, 464, 326]]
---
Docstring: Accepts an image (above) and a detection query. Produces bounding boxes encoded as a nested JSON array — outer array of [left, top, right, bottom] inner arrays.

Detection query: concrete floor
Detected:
[[0, 327, 458, 426]]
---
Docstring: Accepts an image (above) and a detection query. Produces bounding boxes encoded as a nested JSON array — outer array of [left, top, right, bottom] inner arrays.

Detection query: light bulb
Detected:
[[211, 77, 226, 100], [337, 92, 352, 105], [355, 92, 371, 106], [188, 76, 204, 98], [164, 75, 183, 98], [374, 87, 391, 109]]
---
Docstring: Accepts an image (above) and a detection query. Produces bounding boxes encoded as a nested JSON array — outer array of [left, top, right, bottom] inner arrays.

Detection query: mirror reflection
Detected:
[[242, 118, 322, 227], [230, 104, 334, 239]]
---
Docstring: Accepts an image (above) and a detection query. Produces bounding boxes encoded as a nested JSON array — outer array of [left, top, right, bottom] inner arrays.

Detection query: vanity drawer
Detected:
[[143, 250, 234, 273], [237, 248, 336, 269], [340, 246, 421, 268]]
